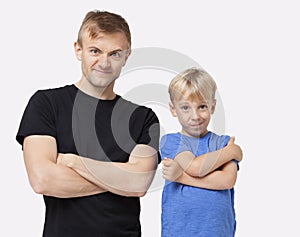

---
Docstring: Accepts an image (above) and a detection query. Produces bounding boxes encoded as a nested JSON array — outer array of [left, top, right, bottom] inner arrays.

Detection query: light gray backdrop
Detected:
[[1, 0, 299, 236]]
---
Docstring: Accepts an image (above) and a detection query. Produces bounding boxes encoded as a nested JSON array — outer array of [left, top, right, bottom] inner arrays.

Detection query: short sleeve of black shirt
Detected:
[[16, 90, 56, 146], [131, 106, 161, 163]]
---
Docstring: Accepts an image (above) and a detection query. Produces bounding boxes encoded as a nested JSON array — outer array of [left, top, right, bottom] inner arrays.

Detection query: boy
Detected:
[[161, 68, 241, 237]]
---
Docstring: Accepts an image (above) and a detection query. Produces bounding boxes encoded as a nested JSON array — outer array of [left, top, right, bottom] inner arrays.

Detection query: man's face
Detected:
[[75, 30, 130, 92]]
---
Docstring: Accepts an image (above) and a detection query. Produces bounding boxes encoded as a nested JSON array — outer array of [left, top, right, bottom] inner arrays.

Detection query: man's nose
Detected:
[[97, 54, 111, 68]]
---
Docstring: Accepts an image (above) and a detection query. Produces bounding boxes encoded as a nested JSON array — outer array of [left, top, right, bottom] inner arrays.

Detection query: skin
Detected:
[[23, 30, 158, 198], [162, 94, 240, 189], [74, 31, 130, 99], [169, 95, 216, 138]]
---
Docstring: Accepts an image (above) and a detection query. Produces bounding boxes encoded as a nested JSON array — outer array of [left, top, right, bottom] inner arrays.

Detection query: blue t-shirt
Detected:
[[161, 132, 238, 237]]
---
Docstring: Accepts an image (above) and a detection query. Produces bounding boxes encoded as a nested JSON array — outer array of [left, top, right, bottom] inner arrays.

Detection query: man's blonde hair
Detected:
[[77, 10, 131, 48], [169, 67, 217, 103]]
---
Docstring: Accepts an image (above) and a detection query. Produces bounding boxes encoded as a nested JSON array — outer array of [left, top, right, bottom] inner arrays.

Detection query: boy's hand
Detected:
[[227, 136, 243, 162], [162, 158, 183, 181]]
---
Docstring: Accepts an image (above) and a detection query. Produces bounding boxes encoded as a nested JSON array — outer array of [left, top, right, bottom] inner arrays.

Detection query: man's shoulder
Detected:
[[118, 96, 158, 117], [31, 84, 74, 101], [119, 96, 148, 108], [35, 84, 73, 95], [26, 85, 74, 108]]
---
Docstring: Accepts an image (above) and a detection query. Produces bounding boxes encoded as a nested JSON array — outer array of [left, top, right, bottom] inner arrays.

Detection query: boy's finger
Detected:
[[228, 136, 235, 145]]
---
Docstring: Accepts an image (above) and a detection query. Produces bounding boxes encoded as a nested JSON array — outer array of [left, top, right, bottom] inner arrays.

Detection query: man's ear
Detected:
[[122, 49, 131, 66], [210, 99, 217, 114], [74, 42, 82, 61], [169, 101, 177, 117]]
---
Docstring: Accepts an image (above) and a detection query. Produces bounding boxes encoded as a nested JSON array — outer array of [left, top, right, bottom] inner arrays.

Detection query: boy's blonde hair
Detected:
[[169, 67, 217, 103]]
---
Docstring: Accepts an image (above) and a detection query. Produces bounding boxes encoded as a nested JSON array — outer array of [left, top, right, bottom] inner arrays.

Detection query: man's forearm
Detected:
[[37, 162, 107, 198], [23, 135, 106, 199], [61, 153, 157, 197]]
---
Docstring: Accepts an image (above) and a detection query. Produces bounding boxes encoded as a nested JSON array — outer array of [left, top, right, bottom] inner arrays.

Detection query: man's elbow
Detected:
[[127, 180, 152, 197], [134, 191, 147, 197], [31, 181, 46, 194], [29, 174, 50, 195]]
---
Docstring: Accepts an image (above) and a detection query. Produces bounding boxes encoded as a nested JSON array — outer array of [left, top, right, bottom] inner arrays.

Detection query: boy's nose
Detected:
[[191, 109, 201, 120]]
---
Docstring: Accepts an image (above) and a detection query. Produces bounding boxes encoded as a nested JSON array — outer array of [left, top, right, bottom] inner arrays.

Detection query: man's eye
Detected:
[[91, 49, 99, 54], [111, 52, 121, 58]]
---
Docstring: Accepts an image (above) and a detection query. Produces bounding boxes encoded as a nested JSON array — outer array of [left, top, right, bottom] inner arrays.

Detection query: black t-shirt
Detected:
[[16, 85, 161, 237]]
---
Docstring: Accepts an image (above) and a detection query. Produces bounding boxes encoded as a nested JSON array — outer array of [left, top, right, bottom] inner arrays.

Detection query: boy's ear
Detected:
[[169, 102, 177, 117], [210, 99, 217, 114]]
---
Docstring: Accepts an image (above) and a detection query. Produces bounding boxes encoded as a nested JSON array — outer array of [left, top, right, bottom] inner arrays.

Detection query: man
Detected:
[[16, 10, 160, 237]]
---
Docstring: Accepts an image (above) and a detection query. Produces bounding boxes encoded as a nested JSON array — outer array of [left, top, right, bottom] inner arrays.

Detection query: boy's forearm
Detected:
[[177, 145, 239, 177], [177, 161, 237, 190], [196, 146, 232, 177], [177, 169, 233, 190]]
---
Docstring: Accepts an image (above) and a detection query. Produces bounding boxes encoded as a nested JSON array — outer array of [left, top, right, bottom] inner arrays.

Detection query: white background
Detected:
[[1, 0, 300, 236]]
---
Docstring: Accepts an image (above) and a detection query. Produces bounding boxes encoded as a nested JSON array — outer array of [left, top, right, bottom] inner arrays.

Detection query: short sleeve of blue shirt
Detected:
[[208, 134, 239, 170], [160, 133, 239, 170], [160, 133, 196, 160]]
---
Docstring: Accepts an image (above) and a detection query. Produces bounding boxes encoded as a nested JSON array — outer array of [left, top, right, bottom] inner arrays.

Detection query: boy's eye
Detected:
[[199, 105, 208, 110], [181, 106, 189, 111]]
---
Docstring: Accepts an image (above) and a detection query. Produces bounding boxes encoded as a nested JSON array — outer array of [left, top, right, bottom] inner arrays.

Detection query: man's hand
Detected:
[[162, 158, 183, 182], [57, 153, 77, 167]]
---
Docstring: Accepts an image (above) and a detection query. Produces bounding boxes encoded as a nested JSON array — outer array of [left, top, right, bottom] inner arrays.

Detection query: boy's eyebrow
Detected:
[[177, 101, 189, 105], [177, 100, 208, 105]]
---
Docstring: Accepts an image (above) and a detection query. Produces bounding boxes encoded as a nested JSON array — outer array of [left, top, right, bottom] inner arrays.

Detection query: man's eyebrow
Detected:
[[110, 49, 123, 53], [87, 46, 125, 53]]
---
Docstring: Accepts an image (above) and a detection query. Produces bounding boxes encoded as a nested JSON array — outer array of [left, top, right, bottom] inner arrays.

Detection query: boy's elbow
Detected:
[[186, 165, 200, 177], [186, 166, 208, 178], [220, 177, 237, 190]]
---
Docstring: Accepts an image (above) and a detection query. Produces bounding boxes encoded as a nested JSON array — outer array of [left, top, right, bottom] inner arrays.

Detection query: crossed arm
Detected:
[[162, 137, 242, 190], [23, 135, 158, 198]]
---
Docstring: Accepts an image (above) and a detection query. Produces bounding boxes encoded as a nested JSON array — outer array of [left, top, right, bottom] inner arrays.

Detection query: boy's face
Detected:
[[74, 30, 130, 91], [170, 95, 216, 138]]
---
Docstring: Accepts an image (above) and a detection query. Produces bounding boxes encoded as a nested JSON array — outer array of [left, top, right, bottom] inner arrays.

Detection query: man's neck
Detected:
[[75, 80, 116, 100]]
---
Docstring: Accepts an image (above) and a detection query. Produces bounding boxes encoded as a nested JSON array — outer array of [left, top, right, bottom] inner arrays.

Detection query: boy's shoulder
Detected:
[[208, 132, 230, 151], [160, 132, 183, 149], [161, 132, 179, 141]]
